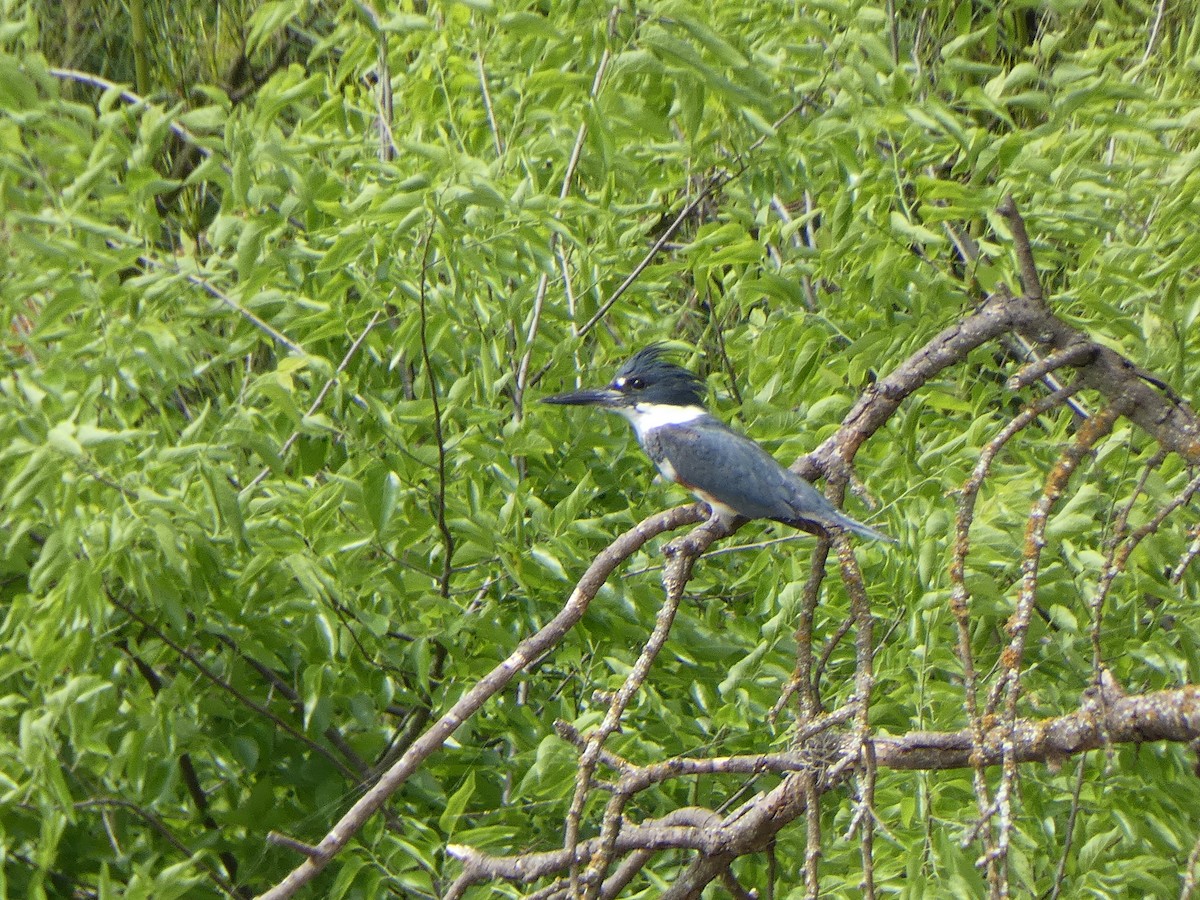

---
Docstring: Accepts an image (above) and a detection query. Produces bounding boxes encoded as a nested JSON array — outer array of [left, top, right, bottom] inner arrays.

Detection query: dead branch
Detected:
[[255, 191, 1200, 900], [804, 198, 1199, 478], [877, 674, 1200, 768], [446, 676, 1200, 892], [446, 809, 722, 898], [255, 505, 704, 900], [565, 522, 724, 898]]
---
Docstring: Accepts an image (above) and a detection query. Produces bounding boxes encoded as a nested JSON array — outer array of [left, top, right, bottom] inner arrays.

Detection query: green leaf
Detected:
[[438, 770, 476, 837]]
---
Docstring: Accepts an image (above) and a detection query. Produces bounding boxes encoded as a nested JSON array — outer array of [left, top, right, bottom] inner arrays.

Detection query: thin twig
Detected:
[[357, 0, 396, 161], [1171, 527, 1200, 585], [1092, 467, 1200, 672], [209, 632, 371, 777], [576, 98, 811, 340], [568, 522, 725, 898], [513, 8, 619, 421], [476, 50, 503, 157], [792, 538, 832, 721], [109, 592, 358, 781], [1007, 343, 1096, 391], [50, 68, 210, 155], [835, 533, 875, 900], [77, 798, 239, 898], [858, 740, 878, 899], [1140, 0, 1169, 66], [997, 196, 1043, 303], [950, 381, 1083, 882], [416, 232, 455, 599], [247, 309, 382, 489], [255, 506, 701, 899], [991, 404, 1126, 894], [141, 256, 303, 354], [1047, 755, 1087, 900], [803, 768, 822, 899]]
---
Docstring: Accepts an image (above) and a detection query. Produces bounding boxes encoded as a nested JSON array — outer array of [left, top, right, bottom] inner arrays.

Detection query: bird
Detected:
[[541, 344, 893, 543]]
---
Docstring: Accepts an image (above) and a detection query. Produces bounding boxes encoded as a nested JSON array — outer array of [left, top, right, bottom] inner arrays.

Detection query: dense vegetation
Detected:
[[2, 1, 1200, 897]]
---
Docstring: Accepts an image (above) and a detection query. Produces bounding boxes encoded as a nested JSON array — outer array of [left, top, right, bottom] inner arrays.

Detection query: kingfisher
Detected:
[[542, 344, 893, 542]]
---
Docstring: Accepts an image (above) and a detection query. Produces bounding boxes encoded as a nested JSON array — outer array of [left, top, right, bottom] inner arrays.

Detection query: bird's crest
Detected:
[[613, 344, 707, 407]]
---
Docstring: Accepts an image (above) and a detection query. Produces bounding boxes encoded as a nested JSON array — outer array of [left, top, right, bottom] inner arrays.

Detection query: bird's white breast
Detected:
[[616, 403, 707, 443]]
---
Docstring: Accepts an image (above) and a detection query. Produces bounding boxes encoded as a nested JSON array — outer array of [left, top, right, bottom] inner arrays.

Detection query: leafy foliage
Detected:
[[1, 0, 1199, 897]]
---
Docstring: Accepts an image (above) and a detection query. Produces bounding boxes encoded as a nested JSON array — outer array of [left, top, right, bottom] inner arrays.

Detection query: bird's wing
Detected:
[[645, 418, 839, 524]]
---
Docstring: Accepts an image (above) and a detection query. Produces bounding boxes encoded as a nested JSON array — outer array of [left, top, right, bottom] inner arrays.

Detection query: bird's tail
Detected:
[[828, 510, 896, 544]]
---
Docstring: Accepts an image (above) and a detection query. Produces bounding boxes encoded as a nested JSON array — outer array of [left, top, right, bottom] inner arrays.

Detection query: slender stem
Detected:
[[129, 0, 149, 96]]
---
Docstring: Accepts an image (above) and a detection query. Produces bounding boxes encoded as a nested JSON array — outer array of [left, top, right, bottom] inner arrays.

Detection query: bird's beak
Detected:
[[540, 387, 623, 408]]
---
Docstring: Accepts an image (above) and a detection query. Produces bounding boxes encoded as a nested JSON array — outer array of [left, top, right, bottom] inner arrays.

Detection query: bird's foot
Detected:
[[665, 509, 727, 560]]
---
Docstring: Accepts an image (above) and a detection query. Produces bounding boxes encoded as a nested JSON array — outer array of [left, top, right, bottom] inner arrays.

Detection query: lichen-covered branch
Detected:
[[445, 676, 1200, 893]]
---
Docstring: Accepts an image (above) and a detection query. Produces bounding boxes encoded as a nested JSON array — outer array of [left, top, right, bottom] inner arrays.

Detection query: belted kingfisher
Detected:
[[542, 345, 892, 542]]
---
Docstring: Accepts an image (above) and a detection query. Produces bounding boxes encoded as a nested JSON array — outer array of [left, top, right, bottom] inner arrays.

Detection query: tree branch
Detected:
[[446, 676, 1200, 892], [804, 199, 1200, 480], [254, 505, 703, 899]]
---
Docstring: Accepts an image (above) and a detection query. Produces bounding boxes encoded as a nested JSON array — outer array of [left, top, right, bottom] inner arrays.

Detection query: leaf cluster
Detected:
[[1, 0, 1200, 897]]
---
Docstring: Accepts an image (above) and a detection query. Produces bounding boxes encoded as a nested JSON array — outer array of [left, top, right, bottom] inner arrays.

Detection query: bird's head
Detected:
[[541, 344, 707, 411]]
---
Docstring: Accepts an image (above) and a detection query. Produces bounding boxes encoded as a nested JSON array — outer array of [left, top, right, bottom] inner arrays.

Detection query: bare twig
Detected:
[[569, 521, 726, 898], [513, 8, 620, 421], [78, 798, 239, 898], [1140, 0, 1169, 66], [476, 50, 503, 157], [576, 98, 812, 340], [857, 740, 878, 900], [811, 613, 855, 700], [990, 404, 1126, 891], [415, 232, 456, 599], [254, 505, 702, 899], [246, 309, 382, 489], [1007, 343, 1096, 391], [803, 767, 822, 899], [835, 534, 875, 900], [949, 381, 1083, 883], [266, 832, 321, 858], [140, 256, 303, 354], [1047, 756, 1088, 900], [110, 592, 357, 780], [50, 68, 211, 155], [790, 538, 832, 721], [351, 3, 395, 160], [1092, 468, 1200, 670], [996, 195, 1043, 303], [1172, 528, 1200, 585], [209, 632, 370, 777], [808, 203, 1200, 478]]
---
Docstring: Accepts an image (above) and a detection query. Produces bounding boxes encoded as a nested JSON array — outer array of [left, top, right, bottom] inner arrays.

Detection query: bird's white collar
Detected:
[[616, 403, 707, 441]]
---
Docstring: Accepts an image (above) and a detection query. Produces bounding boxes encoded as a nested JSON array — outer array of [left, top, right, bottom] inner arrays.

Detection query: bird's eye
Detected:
[[627, 377, 645, 390]]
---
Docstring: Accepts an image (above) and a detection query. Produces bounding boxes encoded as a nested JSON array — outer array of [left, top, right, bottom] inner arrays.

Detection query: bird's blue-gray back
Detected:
[[642, 416, 841, 525]]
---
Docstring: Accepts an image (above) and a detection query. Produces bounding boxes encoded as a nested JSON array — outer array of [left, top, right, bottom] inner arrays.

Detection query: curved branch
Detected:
[[447, 809, 721, 896], [254, 504, 703, 900], [569, 522, 727, 897], [449, 676, 1200, 892], [805, 199, 1200, 479]]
